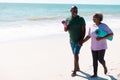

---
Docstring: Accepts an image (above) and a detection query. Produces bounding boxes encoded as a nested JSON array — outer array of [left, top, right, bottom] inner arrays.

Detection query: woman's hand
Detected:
[[96, 37, 104, 41]]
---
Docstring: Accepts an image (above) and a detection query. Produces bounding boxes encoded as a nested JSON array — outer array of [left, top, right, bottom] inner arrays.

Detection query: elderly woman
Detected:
[[83, 13, 113, 78]]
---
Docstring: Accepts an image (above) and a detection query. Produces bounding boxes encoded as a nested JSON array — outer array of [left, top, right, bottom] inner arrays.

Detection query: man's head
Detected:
[[70, 6, 78, 17]]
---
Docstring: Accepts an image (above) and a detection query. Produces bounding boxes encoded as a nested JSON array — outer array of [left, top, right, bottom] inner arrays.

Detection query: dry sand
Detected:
[[0, 31, 119, 80]]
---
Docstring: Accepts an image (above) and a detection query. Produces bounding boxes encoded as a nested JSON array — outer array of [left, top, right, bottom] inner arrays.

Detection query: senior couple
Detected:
[[62, 6, 113, 77]]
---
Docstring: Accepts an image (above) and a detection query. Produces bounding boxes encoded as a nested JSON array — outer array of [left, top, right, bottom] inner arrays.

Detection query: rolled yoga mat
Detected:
[[94, 29, 113, 41]]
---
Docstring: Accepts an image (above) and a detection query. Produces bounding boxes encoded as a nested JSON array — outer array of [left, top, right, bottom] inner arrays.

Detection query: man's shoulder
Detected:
[[78, 16, 84, 20]]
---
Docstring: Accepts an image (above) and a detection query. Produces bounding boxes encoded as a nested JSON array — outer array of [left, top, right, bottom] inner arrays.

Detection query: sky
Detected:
[[0, 0, 120, 5]]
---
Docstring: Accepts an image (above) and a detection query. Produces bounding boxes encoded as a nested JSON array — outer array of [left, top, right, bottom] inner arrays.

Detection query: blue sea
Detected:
[[0, 3, 120, 41]]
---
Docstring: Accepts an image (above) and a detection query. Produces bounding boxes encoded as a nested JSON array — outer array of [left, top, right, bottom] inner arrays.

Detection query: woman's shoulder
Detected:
[[99, 23, 112, 31], [88, 24, 98, 32], [100, 23, 108, 27]]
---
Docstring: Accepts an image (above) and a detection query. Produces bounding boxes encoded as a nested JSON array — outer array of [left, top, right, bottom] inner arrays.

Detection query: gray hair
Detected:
[[93, 13, 103, 21]]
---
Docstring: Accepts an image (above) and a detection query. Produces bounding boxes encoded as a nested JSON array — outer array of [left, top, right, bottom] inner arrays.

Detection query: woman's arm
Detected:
[[83, 35, 91, 43], [96, 33, 113, 41], [78, 35, 90, 46]]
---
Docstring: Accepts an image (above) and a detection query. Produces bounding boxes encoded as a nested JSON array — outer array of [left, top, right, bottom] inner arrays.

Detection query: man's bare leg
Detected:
[[71, 54, 80, 77]]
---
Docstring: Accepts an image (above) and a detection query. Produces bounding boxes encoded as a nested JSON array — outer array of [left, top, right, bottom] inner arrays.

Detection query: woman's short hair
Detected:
[[93, 13, 103, 21]]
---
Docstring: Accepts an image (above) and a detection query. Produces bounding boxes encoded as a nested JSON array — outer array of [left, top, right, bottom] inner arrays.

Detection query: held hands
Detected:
[[78, 41, 83, 46]]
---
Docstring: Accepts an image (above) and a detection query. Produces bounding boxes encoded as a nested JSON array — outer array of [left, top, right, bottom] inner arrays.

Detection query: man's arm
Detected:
[[78, 26, 86, 46]]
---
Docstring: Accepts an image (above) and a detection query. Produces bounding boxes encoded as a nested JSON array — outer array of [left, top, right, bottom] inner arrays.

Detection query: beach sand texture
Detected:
[[0, 31, 119, 80]]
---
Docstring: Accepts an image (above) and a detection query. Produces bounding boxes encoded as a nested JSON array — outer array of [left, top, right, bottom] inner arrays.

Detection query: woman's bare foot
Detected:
[[90, 74, 97, 78]]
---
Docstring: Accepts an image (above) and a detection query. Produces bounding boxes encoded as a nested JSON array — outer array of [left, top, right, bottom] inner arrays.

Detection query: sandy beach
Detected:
[[0, 2, 120, 80], [0, 30, 119, 80]]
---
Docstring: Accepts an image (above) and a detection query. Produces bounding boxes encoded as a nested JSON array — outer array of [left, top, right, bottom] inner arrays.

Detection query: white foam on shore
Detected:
[[0, 21, 64, 42], [0, 18, 120, 42]]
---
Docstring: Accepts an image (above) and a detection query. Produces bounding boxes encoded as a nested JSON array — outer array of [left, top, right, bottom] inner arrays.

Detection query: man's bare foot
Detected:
[[104, 67, 108, 74], [71, 71, 76, 77]]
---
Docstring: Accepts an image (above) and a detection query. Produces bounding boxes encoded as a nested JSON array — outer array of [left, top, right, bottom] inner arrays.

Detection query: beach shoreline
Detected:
[[0, 3, 120, 80]]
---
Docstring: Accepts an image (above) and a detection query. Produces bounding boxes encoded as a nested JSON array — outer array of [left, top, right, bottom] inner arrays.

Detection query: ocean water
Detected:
[[0, 3, 120, 41]]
